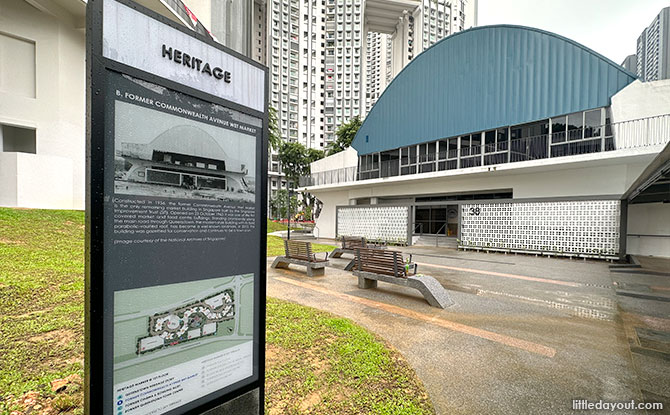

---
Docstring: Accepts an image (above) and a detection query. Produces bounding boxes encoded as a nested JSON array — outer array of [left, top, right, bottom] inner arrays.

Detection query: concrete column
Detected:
[[391, 16, 406, 78], [456, 134, 461, 169], [619, 199, 628, 260], [479, 132, 484, 166], [401, 11, 410, 68], [349, 199, 357, 205], [370, 197, 378, 205]]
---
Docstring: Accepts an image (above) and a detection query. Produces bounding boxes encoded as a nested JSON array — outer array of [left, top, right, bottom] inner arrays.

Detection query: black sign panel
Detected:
[[85, 1, 267, 414]]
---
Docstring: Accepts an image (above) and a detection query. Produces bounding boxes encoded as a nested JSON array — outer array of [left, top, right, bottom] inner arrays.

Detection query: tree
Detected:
[[306, 147, 325, 165], [277, 141, 309, 187], [277, 141, 325, 220], [268, 106, 282, 152], [327, 116, 362, 155], [269, 189, 298, 219]]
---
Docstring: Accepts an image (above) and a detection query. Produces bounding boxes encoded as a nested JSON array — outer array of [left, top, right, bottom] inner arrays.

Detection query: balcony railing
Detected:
[[299, 114, 670, 187], [301, 166, 358, 187]]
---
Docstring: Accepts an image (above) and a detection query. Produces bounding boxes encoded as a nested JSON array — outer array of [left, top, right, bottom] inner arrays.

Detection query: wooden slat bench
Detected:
[[352, 248, 453, 309], [330, 236, 386, 259], [271, 240, 329, 277], [344, 247, 416, 272]]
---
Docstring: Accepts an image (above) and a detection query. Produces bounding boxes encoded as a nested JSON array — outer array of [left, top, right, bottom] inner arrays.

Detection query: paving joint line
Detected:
[[274, 276, 556, 358]]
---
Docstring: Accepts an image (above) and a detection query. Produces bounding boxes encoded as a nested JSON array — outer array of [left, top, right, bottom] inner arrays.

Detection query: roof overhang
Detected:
[[365, 0, 419, 34], [623, 141, 670, 204]]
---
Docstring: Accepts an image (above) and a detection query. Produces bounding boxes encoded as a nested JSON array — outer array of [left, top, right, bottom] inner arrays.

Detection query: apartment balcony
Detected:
[[299, 114, 670, 187]]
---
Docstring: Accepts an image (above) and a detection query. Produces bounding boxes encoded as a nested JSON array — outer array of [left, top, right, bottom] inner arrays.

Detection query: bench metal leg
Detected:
[[271, 257, 290, 269], [357, 276, 378, 289]]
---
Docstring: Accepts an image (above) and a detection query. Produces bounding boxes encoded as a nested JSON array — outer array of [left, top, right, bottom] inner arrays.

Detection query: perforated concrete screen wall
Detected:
[[336, 206, 409, 244], [460, 200, 621, 258]]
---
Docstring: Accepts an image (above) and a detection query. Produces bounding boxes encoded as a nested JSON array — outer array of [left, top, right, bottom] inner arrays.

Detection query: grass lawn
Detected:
[[0, 208, 432, 415], [266, 298, 434, 414], [266, 235, 336, 257], [267, 218, 293, 233]]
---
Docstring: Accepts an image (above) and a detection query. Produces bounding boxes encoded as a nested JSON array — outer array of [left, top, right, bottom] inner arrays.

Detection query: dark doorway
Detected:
[[415, 205, 458, 235]]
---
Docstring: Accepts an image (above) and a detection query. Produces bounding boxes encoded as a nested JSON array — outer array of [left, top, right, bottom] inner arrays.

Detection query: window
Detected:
[[400, 146, 417, 175], [380, 149, 399, 177], [510, 120, 549, 161], [471, 133, 481, 149], [1, 33, 36, 98], [484, 130, 495, 150], [358, 153, 379, 179], [551, 116, 567, 143], [496, 128, 508, 151], [584, 109, 602, 138], [566, 112, 583, 140], [1, 124, 36, 154]]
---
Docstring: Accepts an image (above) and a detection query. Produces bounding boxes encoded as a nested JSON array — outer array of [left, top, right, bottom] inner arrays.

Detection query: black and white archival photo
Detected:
[[114, 97, 257, 203]]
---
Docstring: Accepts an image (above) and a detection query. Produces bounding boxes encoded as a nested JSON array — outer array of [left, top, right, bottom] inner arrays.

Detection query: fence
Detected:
[[336, 205, 410, 245]]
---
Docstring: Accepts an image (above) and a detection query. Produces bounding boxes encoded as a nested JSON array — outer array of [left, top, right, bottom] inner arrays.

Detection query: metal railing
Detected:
[[435, 223, 447, 247], [300, 114, 670, 187], [300, 166, 357, 187], [414, 223, 424, 238]]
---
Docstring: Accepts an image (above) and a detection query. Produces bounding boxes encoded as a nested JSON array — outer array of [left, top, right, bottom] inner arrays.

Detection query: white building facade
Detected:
[[265, 0, 477, 205], [303, 26, 670, 259], [0, 0, 86, 209], [0, 0, 260, 210], [365, 32, 392, 113], [636, 6, 670, 82]]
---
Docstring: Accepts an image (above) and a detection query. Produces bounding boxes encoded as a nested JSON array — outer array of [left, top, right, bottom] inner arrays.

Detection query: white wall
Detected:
[[0, 0, 85, 209], [0, 153, 18, 206], [627, 203, 670, 258], [611, 79, 670, 122], [0, 152, 73, 209], [344, 159, 651, 200], [311, 157, 654, 238], [314, 190, 349, 240], [310, 147, 358, 173]]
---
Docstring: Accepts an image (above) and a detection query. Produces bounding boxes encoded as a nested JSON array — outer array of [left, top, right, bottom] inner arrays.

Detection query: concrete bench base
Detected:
[[271, 256, 329, 277], [353, 271, 453, 309]]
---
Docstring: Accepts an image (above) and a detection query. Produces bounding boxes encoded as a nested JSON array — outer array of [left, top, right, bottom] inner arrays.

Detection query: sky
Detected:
[[477, 0, 670, 65]]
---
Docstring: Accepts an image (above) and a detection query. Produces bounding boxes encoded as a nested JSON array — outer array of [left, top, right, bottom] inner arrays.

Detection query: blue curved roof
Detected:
[[352, 25, 637, 155]]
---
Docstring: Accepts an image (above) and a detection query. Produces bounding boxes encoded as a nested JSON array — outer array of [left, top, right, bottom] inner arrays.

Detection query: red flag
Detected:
[[183, 4, 198, 27]]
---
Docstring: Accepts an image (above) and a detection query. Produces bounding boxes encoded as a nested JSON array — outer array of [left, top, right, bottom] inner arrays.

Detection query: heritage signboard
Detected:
[[85, 1, 267, 413]]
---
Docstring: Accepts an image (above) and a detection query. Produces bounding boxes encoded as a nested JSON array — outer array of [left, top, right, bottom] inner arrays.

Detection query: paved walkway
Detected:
[[266, 246, 670, 414]]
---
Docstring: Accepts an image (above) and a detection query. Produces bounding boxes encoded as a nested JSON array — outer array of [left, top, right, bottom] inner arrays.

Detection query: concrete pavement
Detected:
[[266, 245, 669, 414]]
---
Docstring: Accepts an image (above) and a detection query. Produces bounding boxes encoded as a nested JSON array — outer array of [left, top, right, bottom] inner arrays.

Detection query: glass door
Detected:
[[415, 207, 430, 235], [447, 205, 458, 236], [415, 206, 448, 235]]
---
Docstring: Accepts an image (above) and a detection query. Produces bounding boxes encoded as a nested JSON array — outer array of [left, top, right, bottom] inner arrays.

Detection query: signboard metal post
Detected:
[[85, 1, 267, 413]]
